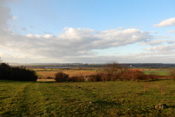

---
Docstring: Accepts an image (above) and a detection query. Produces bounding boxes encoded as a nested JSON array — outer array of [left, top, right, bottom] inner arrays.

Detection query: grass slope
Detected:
[[0, 80, 175, 116]]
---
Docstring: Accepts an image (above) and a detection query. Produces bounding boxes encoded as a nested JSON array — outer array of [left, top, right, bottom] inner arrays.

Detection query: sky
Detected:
[[0, 0, 175, 63]]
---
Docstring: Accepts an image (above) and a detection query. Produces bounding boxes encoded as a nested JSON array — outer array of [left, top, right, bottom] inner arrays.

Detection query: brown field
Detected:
[[35, 68, 98, 81], [34, 68, 170, 81]]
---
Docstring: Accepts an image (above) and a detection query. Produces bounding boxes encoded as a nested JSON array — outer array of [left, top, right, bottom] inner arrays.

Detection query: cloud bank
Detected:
[[0, 26, 152, 61]]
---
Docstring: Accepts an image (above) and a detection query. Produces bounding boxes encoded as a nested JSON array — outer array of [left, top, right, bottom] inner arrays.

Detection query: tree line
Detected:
[[0, 63, 37, 81]]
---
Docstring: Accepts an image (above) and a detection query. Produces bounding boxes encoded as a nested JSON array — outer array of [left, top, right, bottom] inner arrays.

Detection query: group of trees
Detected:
[[0, 63, 38, 81]]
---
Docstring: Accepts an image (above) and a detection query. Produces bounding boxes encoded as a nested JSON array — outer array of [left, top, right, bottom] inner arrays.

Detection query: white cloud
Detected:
[[154, 17, 175, 27], [142, 39, 168, 45], [26, 34, 33, 38], [12, 16, 17, 20], [26, 34, 53, 39], [26, 34, 42, 38], [1, 28, 151, 59], [63, 52, 175, 63], [44, 34, 53, 38], [146, 44, 175, 53]]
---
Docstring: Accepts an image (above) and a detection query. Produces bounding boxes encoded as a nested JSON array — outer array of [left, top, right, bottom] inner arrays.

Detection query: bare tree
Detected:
[[104, 62, 128, 81]]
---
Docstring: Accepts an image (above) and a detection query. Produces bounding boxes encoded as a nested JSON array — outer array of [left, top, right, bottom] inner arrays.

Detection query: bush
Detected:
[[170, 68, 175, 80], [143, 75, 158, 81], [0, 63, 11, 80], [55, 72, 69, 82], [0, 63, 38, 81], [87, 74, 102, 82], [68, 76, 84, 82], [101, 62, 147, 81], [101, 62, 129, 81], [128, 70, 144, 81], [105, 62, 124, 81]]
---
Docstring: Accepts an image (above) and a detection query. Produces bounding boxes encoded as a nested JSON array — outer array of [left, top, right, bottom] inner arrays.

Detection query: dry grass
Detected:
[[37, 79, 55, 81], [35, 68, 170, 82], [35, 69, 97, 79]]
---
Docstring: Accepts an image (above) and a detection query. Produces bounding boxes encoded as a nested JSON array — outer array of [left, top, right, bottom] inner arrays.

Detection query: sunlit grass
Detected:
[[1, 80, 175, 116]]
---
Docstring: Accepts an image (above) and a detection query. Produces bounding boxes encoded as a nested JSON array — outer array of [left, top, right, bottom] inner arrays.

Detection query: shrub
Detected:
[[130, 70, 145, 81], [105, 62, 123, 81], [101, 62, 129, 81], [100, 73, 113, 81], [170, 68, 175, 80], [114, 69, 144, 81], [100, 62, 145, 81], [87, 74, 102, 82], [144, 75, 158, 81], [68, 76, 84, 82], [55, 72, 69, 82], [0, 63, 38, 81]]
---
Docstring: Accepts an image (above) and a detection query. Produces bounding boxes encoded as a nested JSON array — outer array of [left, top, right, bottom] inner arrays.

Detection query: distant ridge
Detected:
[[7, 63, 175, 69]]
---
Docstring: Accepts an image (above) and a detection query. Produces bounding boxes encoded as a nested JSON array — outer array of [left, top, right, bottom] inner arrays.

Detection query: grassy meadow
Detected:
[[143, 69, 170, 76], [1, 68, 175, 116], [1, 79, 175, 116]]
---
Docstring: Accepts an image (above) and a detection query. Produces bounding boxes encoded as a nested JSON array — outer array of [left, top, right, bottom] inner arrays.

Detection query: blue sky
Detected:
[[8, 0, 174, 34], [0, 0, 175, 63]]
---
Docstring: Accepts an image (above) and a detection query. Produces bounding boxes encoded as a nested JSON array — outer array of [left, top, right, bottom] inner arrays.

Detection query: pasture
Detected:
[[1, 80, 175, 116], [143, 69, 170, 76]]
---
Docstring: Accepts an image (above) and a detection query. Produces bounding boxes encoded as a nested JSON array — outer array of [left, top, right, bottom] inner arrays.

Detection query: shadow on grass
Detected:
[[143, 78, 170, 82], [37, 81, 56, 83], [0, 80, 36, 83], [168, 105, 175, 109]]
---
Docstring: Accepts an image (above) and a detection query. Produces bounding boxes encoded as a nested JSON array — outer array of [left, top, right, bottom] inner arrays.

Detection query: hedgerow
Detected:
[[0, 63, 37, 81]]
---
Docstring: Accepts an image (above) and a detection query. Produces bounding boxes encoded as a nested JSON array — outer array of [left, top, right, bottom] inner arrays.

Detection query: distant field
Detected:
[[35, 68, 98, 79], [143, 69, 170, 76], [1, 80, 175, 116], [35, 68, 171, 81]]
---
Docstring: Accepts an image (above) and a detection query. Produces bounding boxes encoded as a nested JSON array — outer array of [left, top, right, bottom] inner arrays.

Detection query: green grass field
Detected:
[[1, 80, 175, 116], [143, 69, 170, 76]]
